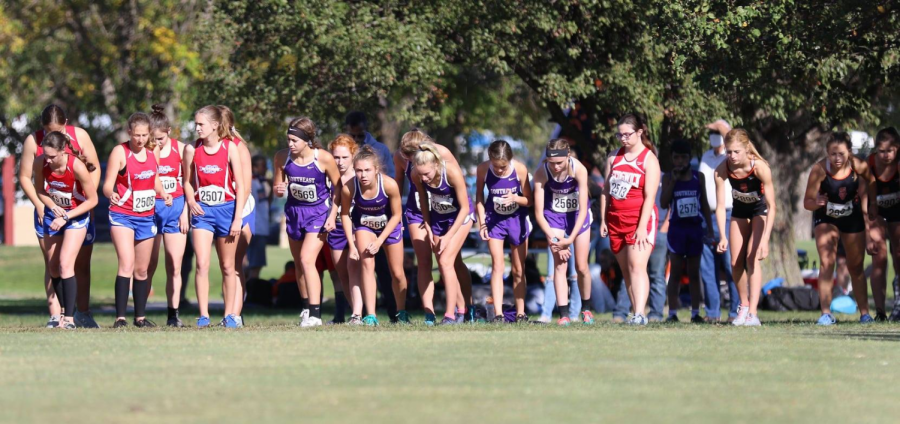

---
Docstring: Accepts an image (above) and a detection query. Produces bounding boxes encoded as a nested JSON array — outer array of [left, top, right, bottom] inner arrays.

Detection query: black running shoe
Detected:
[[516, 314, 529, 324], [166, 317, 184, 327], [133, 318, 157, 328], [690, 315, 705, 324], [666, 315, 679, 323], [890, 306, 900, 322], [875, 312, 888, 322], [113, 319, 128, 329], [492, 315, 506, 324]]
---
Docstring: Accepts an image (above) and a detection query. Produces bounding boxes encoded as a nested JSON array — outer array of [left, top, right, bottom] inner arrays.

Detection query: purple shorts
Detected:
[[667, 222, 703, 256], [285, 203, 328, 241], [405, 193, 424, 225], [486, 213, 531, 246], [355, 225, 403, 246], [327, 225, 348, 250], [431, 213, 474, 237], [544, 210, 592, 237]]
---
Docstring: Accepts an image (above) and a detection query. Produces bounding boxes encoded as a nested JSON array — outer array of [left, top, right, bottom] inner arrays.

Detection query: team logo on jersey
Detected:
[[609, 170, 642, 188], [839, 186, 847, 201], [199, 165, 223, 174], [158, 165, 175, 175], [134, 170, 155, 180], [740, 183, 748, 192], [49, 181, 68, 188]]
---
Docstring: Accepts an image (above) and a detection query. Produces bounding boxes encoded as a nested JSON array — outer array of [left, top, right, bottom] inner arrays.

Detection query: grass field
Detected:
[[2, 244, 900, 424]]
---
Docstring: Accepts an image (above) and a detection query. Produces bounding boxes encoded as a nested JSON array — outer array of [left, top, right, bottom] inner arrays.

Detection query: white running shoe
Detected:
[[46, 315, 61, 328], [732, 305, 750, 326], [298, 309, 310, 327], [74, 311, 100, 328], [627, 314, 648, 326], [301, 317, 323, 328], [743, 314, 761, 326], [235, 316, 244, 328]]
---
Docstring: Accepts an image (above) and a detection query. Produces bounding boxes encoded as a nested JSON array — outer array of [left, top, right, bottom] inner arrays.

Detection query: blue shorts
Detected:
[[667, 223, 703, 257], [34, 207, 45, 239], [84, 219, 96, 245], [154, 196, 185, 235], [43, 209, 90, 237], [191, 201, 237, 238], [242, 207, 256, 234], [109, 211, 157, 241]]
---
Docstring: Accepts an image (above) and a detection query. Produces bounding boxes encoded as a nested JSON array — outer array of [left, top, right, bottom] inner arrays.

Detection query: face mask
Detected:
[[709, 133, 723, 147]]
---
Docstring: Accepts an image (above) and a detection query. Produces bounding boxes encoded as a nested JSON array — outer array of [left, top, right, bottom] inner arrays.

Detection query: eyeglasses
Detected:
[[615, 131, 636, 140]]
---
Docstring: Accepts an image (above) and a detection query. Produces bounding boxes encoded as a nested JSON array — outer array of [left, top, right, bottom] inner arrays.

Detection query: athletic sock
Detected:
[[581, 299, 591, 312], [691, 308, 700, 318], [167, 307, 178, 320], [114, 276, 130, 318], [300, 297, 310, 311], [333, 293, 347, 322], [310, 304, 321, 319], [133, 279, 149, 318], [669, 310, 678, 318], [559, 304, 570, 319], [51, 277, 63, 307], [61, 277, 77, 318]]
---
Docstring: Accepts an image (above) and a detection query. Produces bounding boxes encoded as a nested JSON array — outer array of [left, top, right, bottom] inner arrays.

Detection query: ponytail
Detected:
[[148, 104, 171, 152], [218, 105, 245, 142], [617, 113, 657, 156]]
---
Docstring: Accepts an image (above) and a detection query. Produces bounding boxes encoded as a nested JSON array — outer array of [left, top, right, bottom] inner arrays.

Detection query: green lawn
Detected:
[[2, 244, 900, 424]]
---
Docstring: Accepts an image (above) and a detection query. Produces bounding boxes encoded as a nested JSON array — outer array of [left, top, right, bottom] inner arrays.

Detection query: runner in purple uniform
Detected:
[[475, 140, 533, 323], [395, 130, 472, 325], [273, 117, 341, 328], [412, 142, 474, 325], [343, 146, 406, 326], [327, 134, 359, 324]]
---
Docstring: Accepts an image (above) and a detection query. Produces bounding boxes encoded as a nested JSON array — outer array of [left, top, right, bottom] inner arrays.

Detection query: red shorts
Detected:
[[607, 207, 658, 254], [315, 244, 335, 273]]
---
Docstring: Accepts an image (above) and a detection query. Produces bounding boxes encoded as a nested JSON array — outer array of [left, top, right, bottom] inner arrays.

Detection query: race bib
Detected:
[[826, 201, 853, 218], [48, 188, 72, 208], [732, 189, 761, 204], [430, 193, 458, 214], [198, 185, 226, 206], [609, 179, 631, 200], [132, 189, 156, 213], [160, 176, 178, 194], [676, 197, 700, 218], [877, 192, 900, 209], [290, 183, 318, 202], [361, 214, 387, 230], [552, 191, 578, 213], [492, 196, 519, 215]]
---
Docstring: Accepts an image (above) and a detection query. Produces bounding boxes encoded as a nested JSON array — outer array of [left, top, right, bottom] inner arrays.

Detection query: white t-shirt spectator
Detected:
[[698, 149, 733, 210]]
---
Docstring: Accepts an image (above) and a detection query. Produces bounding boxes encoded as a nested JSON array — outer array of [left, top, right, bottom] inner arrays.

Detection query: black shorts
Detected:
[[814, 209, 865, 234], [731, 201, 768, 220], [879, 205, 900, 223]]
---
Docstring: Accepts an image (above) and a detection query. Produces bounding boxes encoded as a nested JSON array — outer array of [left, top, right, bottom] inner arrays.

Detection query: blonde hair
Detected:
[[195, 105, 228, 139], [400, 129, 435, 157], [329, 133, 358, 156], [218, 105, 244, 142], [725, 128, 767, 165], [413, 142, 443, 174]]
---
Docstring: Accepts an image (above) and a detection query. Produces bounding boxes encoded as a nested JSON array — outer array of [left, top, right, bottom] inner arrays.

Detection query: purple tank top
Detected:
[[669, 171, 703, 225], [543, 158, 579, 220], [351, 174, 393, 232], [424, 167, 465, 221], [485, 162, 524, 220], [404, 160, 422, 213], [283, 149, 330, 208]]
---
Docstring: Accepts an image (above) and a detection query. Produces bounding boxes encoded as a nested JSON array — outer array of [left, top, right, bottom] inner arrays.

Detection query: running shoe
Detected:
[[441, 316, 458, 325], [691, 315, 706, 324], [197, 316, 211, 328], [362, 315, 379, 326], [473, 308, 487, 323], [743, 314, 761, 326], [890, 305, 900, 322], [224, 314, 239, 328], [166, 317, 184, 327], [492, 315, 506, 324], [628, 314, 648, 326], [515, 314, 529, 324], [235, 316, 244, 328], [74, 311, 100, 328], [875, 312, 887, 322], [301, 317, 323, 328], [46, 315, 61, 328], [557, 317, 571, 326], [859, 314, 875, 324], [348, 315, 363, 325], [61, 320, 76, 330], [298, 309, 310, 327], [424, 312, 436, 326], [133, 318, 157, 328], [666, 315, 679, 323], [396, 310, 411, 324], [113, 319, 128, 329], [218, 317, 227, 327], [732, 305, 750, 326], [581, 310, 595, 325], [816, 313, 836, 326]]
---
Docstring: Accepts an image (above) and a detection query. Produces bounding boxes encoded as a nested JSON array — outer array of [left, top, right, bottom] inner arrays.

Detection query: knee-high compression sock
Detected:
[[61, 277, 77, 318], [333, 293, 348, 322], [51, 277, 63, 308], [133, 279, 150, 318], [115, 276, 130, 318]]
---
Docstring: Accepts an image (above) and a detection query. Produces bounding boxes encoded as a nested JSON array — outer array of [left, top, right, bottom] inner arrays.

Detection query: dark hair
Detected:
[[617, 113, 657, 155], [195, 105, 227, 139], [671, 139, 691, 155], [488, 140, 513, 162], [41, 105, 66, 127], [149, 104, 170, 133], [824, 131, 852, 151], [344, 111, 368, 129], [127, 112, 152, 131], [876, 127, 900, 148], [288, 117, 320, 149], [43, 131, 96, 172], [252, 155, 267, 167], [353, 145, 382, 172]]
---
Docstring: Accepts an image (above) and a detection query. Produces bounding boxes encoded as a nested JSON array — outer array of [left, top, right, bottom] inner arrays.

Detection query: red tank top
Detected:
[[608, 147, 652, 212], [156, 139, 184, 199], [193, 139, 235, 205], [109, 142, 158, 217], [44, 155, 85, 210], [35, 125, 81, 156]]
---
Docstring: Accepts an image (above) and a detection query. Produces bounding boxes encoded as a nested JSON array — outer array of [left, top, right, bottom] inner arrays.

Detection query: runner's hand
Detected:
[[366, 240, 383, 255], [323, 216, 336, 232], [717, 237, 728, 253], [229, 219, 241, 238], [178, 211, 189, 234], [632, 227, 650, 251], [479, 225, 489, 241], [599, 221, 608, 238], [109, 192, 120, 205], [50, 217, 66, 231], [274, 182, 286, 197], [757, 240, 769, 260], [349, 246, 359, 261], [816, 193, 828, 207], [163, 193, 173, 207], [188, 200, 204, 216]]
